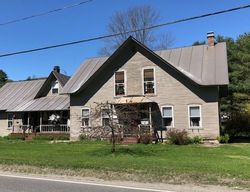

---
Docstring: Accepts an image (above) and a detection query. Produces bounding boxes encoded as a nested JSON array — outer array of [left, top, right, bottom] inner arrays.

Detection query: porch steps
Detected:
[[122, 136, 138, 144]]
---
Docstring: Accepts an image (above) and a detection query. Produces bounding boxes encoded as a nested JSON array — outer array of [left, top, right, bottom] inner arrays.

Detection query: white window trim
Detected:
[[142, 67, 156, 95], [114, 70, 127, 97], [51, 80, 59, 95], [188, 104, 202, 129], [7, 113, 13, 130], [101, 109, 110, 127], [81, 107, 90, 127], [161, 105, 174, 128]]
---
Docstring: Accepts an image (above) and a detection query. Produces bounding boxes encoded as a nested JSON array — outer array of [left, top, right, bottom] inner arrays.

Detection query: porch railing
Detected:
[[36, 124, 70, 133]]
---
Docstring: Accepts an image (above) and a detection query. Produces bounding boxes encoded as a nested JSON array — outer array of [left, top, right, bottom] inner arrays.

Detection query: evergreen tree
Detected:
[[0, 69, 8, 88]]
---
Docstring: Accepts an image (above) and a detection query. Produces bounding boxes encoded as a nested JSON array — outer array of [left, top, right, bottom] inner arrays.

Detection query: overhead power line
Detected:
[[0, 0, 93, 26], [0, 4, 250, 58]]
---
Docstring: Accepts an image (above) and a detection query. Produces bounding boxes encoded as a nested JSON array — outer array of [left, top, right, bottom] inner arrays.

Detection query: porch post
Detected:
[[40, 112, 42, 132], [149, 103, 152, 133], [27, 112, 30, 133]]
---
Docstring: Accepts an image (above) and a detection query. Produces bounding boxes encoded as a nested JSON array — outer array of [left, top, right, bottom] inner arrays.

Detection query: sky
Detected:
[[0, 0, 250, 80]]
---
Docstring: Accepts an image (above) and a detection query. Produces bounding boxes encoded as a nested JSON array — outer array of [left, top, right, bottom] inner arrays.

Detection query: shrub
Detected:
[[140, 133, 152, 144], [166, 129, 189, 145], [79, 134, 89, 141], [217, 134, 230, 143], [33, 135, 54, 141], [3, 134, 24, 140], [189, 136, 203, 144], [33, 134, 70, 141]]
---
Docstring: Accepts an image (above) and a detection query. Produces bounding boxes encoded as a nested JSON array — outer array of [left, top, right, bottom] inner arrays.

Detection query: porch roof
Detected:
[[113, 96, 153, 104], [7, 95, 69, 112]]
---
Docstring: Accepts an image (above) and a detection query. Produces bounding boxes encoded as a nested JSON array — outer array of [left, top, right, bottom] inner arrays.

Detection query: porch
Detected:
[[13, 110, 70, 134], [113, 96, 164, 143]]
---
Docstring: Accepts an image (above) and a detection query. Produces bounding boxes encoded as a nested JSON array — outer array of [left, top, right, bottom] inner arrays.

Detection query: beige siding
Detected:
[[0, 112, 23, 136], [70, 52, 220, 140]]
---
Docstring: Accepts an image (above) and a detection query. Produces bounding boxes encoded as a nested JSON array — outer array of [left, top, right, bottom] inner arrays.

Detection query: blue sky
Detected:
[[0, 0, 250, 80]]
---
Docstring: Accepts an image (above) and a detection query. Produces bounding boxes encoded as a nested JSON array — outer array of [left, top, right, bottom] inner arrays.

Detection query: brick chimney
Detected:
[[53, 66, 60, 73], [207, 31, 215, 46]]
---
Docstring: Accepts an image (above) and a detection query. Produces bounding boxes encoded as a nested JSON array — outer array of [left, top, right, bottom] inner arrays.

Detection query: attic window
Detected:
[[51, 80, 59, 94]]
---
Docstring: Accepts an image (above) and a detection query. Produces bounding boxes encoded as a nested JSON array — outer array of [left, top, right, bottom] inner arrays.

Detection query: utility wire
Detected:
[[0, 0, 93, 26], [0, 4, 249, 58]]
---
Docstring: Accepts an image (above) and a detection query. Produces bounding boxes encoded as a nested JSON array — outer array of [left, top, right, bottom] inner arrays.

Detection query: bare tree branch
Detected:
[[100, 5, 174, 56]]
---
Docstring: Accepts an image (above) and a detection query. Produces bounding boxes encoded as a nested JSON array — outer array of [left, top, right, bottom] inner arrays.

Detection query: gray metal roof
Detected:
[[156, 42, 228, 86], [7, 95, 69, 112], [62, 57, 108, 94], [62, 42, 228, 94], [53, 71, 70, 86], [0, 79, 45, 111]]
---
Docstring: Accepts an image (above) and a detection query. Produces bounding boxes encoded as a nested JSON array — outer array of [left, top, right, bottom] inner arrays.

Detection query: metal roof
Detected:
[[156, 42, 228, 86], [53, 71, 70, 86], [62, 41, 228, 94], [0, 79, 45, 111], [62, 57, 107, 94], [7, 95, 69, 112]]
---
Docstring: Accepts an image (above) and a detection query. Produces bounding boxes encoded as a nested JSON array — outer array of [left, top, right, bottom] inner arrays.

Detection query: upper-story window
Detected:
[[115, 71, 125, 96], [51, 80, 59, 94], [143, 68, 155, 94], [189, 105, 202, 128]]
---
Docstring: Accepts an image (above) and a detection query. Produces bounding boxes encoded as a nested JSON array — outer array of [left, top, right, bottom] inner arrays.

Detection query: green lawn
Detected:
[[0, 139, 249, 188]]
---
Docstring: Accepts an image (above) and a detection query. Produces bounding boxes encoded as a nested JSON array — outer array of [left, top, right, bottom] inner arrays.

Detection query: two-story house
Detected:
[[62, 32, 229, 141]]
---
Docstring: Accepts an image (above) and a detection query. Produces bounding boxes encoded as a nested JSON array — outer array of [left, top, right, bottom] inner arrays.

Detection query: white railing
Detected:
[[39, 124, 70, 133]]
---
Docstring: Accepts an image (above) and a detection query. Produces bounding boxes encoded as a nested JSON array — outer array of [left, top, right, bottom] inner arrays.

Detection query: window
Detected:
[[7, 113, 13, 129], [51, 80, 59, 94], [189, 105, 202, 128], [81, 108, 90, 127], [162, 106, 174, 127], [115, 71, 125, 96], [101, 109, 110, 127], [143, 68, 155, 94]]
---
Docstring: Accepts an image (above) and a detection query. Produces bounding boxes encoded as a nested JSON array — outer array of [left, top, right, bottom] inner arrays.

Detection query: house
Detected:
[[0, 32, 229, 141], [0, 66, 70, 136], [61, 32, 229, 141]]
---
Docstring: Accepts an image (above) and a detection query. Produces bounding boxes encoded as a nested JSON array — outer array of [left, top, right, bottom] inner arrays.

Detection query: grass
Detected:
[[0, 138, 249, 188]]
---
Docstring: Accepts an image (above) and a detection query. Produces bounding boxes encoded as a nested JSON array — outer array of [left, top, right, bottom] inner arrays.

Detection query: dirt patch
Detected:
[[0, 164, 249, 192]]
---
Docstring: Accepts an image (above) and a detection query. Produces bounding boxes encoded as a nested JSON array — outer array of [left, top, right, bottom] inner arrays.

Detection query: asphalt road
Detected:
[[0, 175, 169, 192]]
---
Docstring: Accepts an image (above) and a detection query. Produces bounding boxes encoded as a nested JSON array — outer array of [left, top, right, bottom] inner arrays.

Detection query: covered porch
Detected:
[[7, 95, 70, 134], [20, 111, 70, 133], [113, 96, 163, 142]]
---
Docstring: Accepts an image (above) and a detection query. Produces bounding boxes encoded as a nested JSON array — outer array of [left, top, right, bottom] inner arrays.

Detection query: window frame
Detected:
[[114, 70, 127, 97], [51, 80, 59, 95], [142, 67, 156, 95], [81, 107, 90, 127], [7, 113, 13, 129], [161, 105, 174, 128], [188, 105, 202, 129], [101, 108, 110, 127]]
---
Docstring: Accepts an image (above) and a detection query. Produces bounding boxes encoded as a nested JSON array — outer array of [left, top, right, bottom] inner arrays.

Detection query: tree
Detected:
[[100, 5, 174, 55], [0, 69, 8, 88], [81, 101, 160, 153], [216, 34, 250, 137], [193, 33, 250, 137], [218, 34, 250, 115]]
